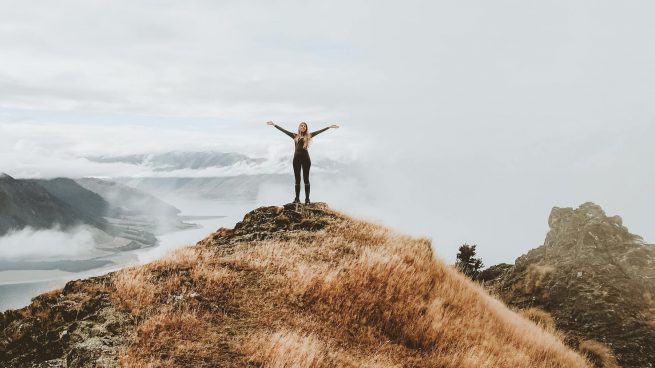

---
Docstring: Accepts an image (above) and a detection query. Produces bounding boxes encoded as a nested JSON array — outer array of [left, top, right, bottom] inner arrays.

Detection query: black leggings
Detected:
[[293, 153, 311, 199]]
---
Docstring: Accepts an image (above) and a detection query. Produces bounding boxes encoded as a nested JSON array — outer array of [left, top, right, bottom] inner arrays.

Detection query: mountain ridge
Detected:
[[85, 151, 266, 172], [0, 175, 97, 236], [0, 202, 591, 367]]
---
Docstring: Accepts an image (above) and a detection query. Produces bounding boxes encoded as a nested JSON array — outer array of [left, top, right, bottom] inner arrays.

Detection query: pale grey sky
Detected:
[[1, 0, 654, 264]]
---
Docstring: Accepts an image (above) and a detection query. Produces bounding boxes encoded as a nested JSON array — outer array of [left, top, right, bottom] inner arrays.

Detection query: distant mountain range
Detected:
[[0, 173, 197, 270], [85, 151, 266, 172], [86, 150, 352, 176]]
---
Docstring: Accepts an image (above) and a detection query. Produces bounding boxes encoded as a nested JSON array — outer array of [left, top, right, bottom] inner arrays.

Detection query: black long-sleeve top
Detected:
[[274, 124, 330, 154]]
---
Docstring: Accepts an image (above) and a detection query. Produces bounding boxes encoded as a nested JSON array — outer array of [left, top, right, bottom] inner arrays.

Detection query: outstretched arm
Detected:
[[311, 123, 339, 137], [267, 121, 295, 138], [310, 127, 330, 137]]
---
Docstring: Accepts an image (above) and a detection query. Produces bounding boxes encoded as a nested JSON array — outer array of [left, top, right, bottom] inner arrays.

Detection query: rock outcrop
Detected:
[[481, 202, 655, 368], [0, 275, 132, 367]]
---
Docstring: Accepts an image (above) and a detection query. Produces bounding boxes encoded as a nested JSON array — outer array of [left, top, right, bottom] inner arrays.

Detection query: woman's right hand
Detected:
[[266, 121, 275, 126]]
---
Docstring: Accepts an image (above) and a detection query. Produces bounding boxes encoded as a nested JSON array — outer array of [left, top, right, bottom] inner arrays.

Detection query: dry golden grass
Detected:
[[111, 265, 156, 316], [241, 329, 400, 368], [578, 340, 620, 368], [111, 206, 591, 367], [519, 308, 557, 333], [118, 309, 224, 367]]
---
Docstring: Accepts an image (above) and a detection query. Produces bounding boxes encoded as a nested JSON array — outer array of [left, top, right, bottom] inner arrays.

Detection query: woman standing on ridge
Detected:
[[267, 121, 339, 204]]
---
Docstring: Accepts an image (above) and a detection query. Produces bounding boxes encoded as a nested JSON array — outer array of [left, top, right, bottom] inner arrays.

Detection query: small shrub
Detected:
[[578, 340, 619, 368], [519, 308, 556, 332]]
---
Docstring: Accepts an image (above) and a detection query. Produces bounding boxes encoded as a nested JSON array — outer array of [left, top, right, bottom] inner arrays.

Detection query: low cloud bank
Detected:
[[0, 225, 98, 261]]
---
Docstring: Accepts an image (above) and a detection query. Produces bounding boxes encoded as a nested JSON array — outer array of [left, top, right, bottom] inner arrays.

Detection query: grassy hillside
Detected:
[[1, 203, 591, 367]]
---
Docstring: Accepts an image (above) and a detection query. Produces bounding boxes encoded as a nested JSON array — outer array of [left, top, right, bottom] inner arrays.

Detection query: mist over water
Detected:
[[0, 197, 256, 312], [0, 225, 97, 261]]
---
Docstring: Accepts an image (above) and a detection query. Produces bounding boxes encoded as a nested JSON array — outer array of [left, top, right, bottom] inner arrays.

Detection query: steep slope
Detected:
[[480, 202, 655, 368], [75, 177, 180, 217], [26, 177, 116, 231], [0, 203, 591, 367], [0, 173, 95, 236]]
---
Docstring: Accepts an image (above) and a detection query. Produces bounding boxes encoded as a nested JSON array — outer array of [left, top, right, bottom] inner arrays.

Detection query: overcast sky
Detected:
[[1, 0, 654, 264]]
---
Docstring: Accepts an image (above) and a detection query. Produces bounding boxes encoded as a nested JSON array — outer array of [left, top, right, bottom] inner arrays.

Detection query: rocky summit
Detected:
[[480, 202, 655, 368]]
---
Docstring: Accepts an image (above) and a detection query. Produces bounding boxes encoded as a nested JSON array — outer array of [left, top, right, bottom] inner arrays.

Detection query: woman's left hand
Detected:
[[329, 124, 339, 128]]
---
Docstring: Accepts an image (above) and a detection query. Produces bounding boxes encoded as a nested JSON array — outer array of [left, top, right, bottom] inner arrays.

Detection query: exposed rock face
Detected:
[[0, 275, 132, 367], [481, 202, 655, 368], [207, 202, 339, 246]]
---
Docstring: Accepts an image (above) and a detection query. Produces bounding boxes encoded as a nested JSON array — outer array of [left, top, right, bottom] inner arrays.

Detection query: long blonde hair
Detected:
[[294, 122, 312, 149]]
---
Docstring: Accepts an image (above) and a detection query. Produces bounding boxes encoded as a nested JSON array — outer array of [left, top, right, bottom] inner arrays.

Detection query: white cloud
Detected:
[[0, 225, 98, 261]]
